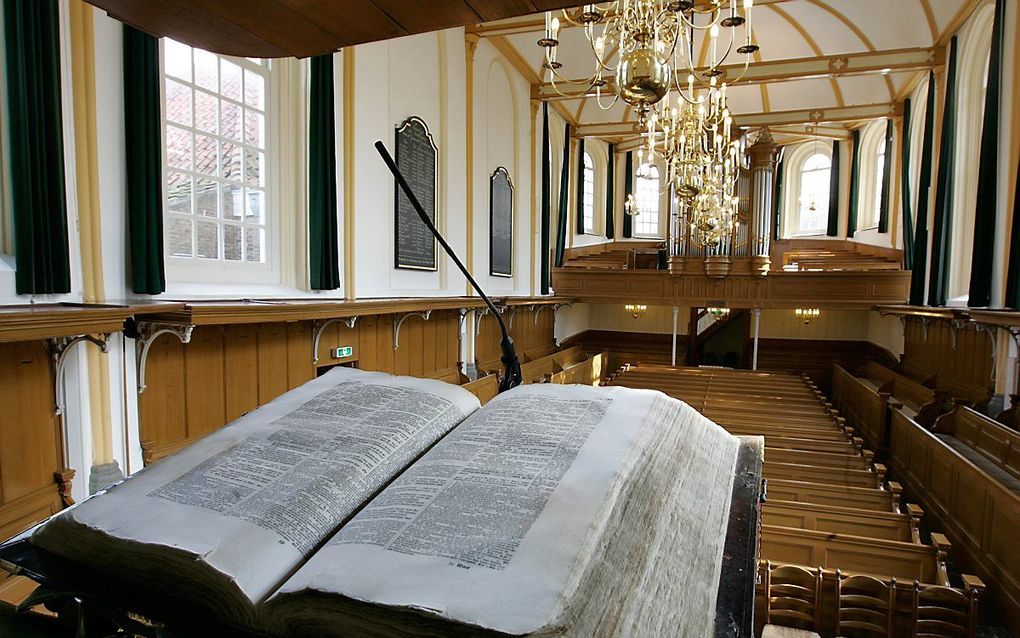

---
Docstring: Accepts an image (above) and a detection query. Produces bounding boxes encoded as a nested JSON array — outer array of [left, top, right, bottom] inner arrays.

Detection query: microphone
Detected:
[[374, 140, 523, 392]]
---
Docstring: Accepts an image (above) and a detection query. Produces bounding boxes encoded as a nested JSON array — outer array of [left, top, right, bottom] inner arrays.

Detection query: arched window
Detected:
[[634, 164, 661, 237], [781, 141, 832, 238], [797, 153, 831, 235], [582, 152, 595, 233], [947, 4, 995, 302], [856, 119, 887, 231]]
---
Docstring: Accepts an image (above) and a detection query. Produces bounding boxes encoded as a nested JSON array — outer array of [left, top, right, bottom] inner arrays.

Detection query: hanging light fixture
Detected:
[[625, 304, 648, 318], [538, 1, 757, 128], [794, 308, 821, 325], [707, 307, 731, 319]]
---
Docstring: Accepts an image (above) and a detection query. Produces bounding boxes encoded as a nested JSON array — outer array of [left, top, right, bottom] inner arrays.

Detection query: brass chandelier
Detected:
[[539, 0, 757, 249], [538, 0, 757, 126]]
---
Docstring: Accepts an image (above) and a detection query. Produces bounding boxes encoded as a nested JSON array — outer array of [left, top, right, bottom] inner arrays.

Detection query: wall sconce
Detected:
[[625, 304, 647, 319], [707, 307, 731, 320], [795, 308, 821, 325]]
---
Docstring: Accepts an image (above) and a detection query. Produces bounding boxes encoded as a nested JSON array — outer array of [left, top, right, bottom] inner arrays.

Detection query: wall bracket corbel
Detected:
[[474, 305, 505, 337], [134, 322, 195, 394], [50, 334, 110, 416], [312, 316, 359, 365], [393, 310, 432, 350]]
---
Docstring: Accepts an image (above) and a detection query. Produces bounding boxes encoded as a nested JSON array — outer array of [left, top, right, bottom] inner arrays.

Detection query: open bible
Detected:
[[28, 367, 744, 637]]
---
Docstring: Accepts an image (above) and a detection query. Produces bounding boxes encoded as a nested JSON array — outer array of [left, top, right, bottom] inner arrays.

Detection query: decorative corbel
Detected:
[[474, 305, 505, 337], [393, 310, 432, 350], [312, 316, 359, 364], [948, 318, 968, 351], [50, 334, 110, 415], [133, 322, 195, 394], [972, 323, 999, 381]]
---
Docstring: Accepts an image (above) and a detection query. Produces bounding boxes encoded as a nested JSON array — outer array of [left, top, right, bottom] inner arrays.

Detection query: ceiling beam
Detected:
[[467, 0, 798, 38], [532, 47, 943, 101], [576, 102, 901, 137]]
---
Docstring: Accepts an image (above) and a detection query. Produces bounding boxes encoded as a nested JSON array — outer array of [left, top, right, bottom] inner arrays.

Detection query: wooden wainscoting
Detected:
[[474, 303, 556, 372], [889, 408, 1020, 633], [139, 309, 468, 464], [900, 316, 994, 410], [0, 341, 72, 541]]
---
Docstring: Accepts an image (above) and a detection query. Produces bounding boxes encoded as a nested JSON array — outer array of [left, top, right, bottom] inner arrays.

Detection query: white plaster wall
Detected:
[[867, 311, 905, 358], [758, 308, 871, 341]]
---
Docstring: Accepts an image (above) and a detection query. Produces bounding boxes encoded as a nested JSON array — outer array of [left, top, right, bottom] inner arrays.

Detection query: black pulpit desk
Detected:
[[0, 437, 764, 638]]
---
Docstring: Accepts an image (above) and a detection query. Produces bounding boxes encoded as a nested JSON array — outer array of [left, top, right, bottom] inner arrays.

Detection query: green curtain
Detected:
[[540, 103, 551, 295], [308, 54, 340, 290], [969, 0, 1005, 307], [827, 141, 842, 237], [773, 155, 785, 241], [554, 124, 570, 268], [622, 151, 634, 238], [3, 0, 70, 294], [846, 130, 862, 237], [929, 36, 959, 307], [575, 137, 586, 235], [910, 73, 936, 305], [901, 99, 914, 270], [878, 119, 893, 233], [123, 25, 166, 294], [605, 144, 616, 239], [1006, 142, 1020, 309]]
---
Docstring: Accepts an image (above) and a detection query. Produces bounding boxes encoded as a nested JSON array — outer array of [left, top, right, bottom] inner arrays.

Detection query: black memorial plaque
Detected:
[[489, 167, 514, 278], [394, 117, 438, 271]]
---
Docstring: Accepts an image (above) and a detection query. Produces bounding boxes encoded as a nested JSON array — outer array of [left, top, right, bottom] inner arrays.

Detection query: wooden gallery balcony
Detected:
[[553, 239, 910, 308]]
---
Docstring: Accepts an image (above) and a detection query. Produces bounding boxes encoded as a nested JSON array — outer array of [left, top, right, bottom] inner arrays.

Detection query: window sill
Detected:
[[159, 282, 338, 300], [857, 225, 880, 233]]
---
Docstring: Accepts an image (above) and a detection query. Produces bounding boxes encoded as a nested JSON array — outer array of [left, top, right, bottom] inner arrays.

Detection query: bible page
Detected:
[[32, 367, 480, 613]]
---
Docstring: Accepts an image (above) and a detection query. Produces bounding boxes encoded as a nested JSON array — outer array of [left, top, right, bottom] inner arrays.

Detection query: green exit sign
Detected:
[[333, 346, 354, 359]]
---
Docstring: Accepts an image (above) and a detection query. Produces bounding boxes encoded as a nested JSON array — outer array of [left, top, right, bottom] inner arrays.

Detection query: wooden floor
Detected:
[[606, 364, 991, 638]]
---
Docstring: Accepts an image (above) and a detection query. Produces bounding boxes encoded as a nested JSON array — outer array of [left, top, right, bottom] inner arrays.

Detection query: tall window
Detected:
[[634, 164, 661, 237], [582, 152, 595, 233], [796, 153, 831, 235], [871, 141, 886, 227], [162, 39, 271, 275]]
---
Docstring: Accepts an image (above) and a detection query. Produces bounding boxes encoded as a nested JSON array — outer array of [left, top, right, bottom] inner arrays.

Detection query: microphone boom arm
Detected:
[[374, 140, 522, 392]]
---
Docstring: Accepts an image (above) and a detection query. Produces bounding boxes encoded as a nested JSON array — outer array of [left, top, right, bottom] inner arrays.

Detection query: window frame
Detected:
[[856, 120, 887, 233], [159, 39, 281, 286], [633, 162, 664, 239], [781, 141, 833, 239], [581, 151, 597, 235]]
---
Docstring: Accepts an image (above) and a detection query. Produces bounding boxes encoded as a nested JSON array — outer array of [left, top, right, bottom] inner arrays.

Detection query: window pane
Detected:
[[167, 172, 191, 215], [196, 219, 219, 259], [873, 149, 885, 225], [220, 141, 242, 181], [220, 101, 241, 142], [224, 224, 242, 261], [194, 49, 218, 92], [194, 90, 218, 134], [797, 153, 830, 234], [194, 134, 217, 175], [244, 149, 264, 187], [166, 126, 192, 170], [168, 216, 193, 257], [195, 177, 218, 217], [244, 110, 264, 147], [245, 227, 264, 263], [220, 59, 242, 101], [635, 165, 660, 236], [222, 184, 243, 220], [246, 189, 264, 223], [164, 40, 192, 82], [244, 69, 264, 110], [165, 79, 192, 126]]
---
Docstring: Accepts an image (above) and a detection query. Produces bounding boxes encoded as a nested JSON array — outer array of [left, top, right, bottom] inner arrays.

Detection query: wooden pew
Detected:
[[890, 407, 1020, 630], [462, 374, 498, 405], [858, 361, 946, 427], [765, 448, 872, 471], [832, 363, 891, 454], [765, 480, 902, 514], [516, 345, 584, 384], [763, 462, 882, 489], [548, 353, 607, 386], [761, 525, 951, 586], [763, 500, 920, 543], [933, 404, 1020, 485]]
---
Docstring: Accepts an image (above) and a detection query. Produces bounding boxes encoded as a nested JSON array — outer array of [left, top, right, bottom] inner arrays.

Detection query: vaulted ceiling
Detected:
[[471, 0, 980, 147]]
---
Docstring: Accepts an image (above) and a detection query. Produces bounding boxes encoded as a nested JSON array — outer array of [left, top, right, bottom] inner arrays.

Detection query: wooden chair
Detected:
[[836, 571, 896, 637], [912, 581, 980, 638], [761, 562, 823, 637]]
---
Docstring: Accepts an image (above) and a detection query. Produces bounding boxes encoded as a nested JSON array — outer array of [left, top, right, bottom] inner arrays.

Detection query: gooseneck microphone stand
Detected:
[[374, 141, 522, 392]]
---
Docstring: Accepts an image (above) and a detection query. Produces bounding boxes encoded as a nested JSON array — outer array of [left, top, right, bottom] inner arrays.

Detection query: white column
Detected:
[[752, 308, 761, 371], [672, 306, 679, 366]]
